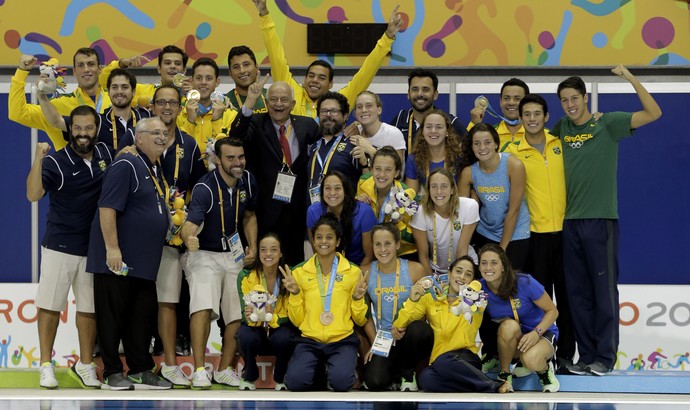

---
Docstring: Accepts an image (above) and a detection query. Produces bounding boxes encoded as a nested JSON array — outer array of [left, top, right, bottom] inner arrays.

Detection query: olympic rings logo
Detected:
[[569, 141, 583, 149], [484, 194, 500, 202]]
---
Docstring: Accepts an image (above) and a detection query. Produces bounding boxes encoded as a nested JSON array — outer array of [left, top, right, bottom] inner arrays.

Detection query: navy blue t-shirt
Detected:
[[41, 142, 114, 256], [307, 134, 361, 190], [86, 150, 169, 281], [186, 169, 258, 252]]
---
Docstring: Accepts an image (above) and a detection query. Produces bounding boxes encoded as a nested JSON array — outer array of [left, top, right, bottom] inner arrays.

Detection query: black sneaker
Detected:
[[586, 361, 611, 376], [565, 361, 588, 375], [128, 370, 173, 390]]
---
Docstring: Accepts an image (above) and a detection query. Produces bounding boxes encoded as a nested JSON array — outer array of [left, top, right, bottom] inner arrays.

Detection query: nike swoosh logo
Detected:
[[72, 171, 81, 176], [525, 155, 532, 159], [145, 176, 150, 179], [128, 376, 142, 383]]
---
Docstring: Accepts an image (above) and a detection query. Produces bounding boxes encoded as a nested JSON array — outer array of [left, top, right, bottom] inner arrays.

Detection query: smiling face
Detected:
[[500, 85, 526, 121], [152, 88, 181, 128], [354, 93, 381, 126], [259, 236, 282, 270], [216, 143, 246, 180], [69, 114, 98, 155], [191, 65, 220, 102], [408, 76, 438, 113], [449, 259, 476, 294], [266, 82, 295, 125], [559, 87, 589, 125], [428, 172, 452, 209], [479, 250, 504, 287], [372, 229, 399, 266], [303, 65, 333, 100], [229, 53, 259, 91], [108, 75, 134, 109], [158, 52, 185, 85], [471, 130, 499, 162], [322, 175, 345, 209], [520, 102, 549, 137], [313, 224, 340, 257], [73, 53, 101, 91], [372, 155, 399, 191], [422, 113, 447, 148], [318, 99, 346, 137], [135, 118, 168, 159]]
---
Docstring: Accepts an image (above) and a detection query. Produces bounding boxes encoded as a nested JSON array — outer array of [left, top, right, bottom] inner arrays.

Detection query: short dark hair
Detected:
[[70, 105, 99, 127], [214, 136, 243, 157], [307, 60, 334, 82], [107, 68, 137, 90], [158, 45, 188, 68], [408, 68, 438, 91], [317, 91, 349, 116], [192, 57, 219, 78], [228, 45, 257, 67], [73, 47, 99, 66], [153, 85, 182, 102], [500, 78, 530, 97], [557, 76, 587, 99], [518, 93, 548, 117]]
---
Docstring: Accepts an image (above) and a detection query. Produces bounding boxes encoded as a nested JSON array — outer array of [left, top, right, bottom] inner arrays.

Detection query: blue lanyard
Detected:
[[315, 135, 343, 174], [316, 256, 339, 313], [377, 188, 394, 223]]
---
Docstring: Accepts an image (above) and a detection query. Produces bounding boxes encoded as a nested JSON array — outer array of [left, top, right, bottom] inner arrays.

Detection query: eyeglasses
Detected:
[[319, 108, 342, 116], [139, 130, 169, 137], [154, 99, 181, 107]]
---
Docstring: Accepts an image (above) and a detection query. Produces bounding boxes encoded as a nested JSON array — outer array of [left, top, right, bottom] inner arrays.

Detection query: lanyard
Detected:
[[432, 213, 453, 270], [234, 89, 266, 110], [260, 271, 281, 306], [140, 156, 170, 215], [76, 88, 104, 114], [309, 135, 342, 183], [110, 109, 137, 149], [316, 256, 339, 313], [375, 260, 400, 328], [510, 297, 520, 324], [376, 186, 394, 223], [306, 98, 316, 118], [407, 113, 415, 152], [214, 173, 240, 236]]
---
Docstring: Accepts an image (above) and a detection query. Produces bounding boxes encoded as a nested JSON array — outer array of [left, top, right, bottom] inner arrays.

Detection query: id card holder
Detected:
[[228, 232, 245, 263], [371, 329, 394, 357], [273, 171, 296, 203], [308, 184, 321, 205]]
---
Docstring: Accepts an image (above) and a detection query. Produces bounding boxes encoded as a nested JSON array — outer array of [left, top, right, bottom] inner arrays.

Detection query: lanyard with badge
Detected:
[[273, 123, 297, 203], [308, 135, 342, 204], [141, 156, 170, 215], [216, 174, 244, 263], [110, 109, 136, 149], [371, 260, 400, 357], [316, 256, 338, 326]]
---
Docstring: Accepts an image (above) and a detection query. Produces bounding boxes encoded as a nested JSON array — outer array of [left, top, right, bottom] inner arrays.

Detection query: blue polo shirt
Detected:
[[118, 128, 206, 195], [307, 134, 361, 190], [41, 142, 114, 256], [86, 150, 170, 281], [186, 169, 258, 252], [63, 107, 151, 149]]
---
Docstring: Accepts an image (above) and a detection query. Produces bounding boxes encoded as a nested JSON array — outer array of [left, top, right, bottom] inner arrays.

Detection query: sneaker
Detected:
[[274, 382, 287, 391], [70, 361, 102, 388], [39, 362, 58, 389], [128, 370, 172, 390], [566, 361, 588, 375], [175, 335, 191, 356], [481, 356, 500, 373], [160, 363, 191, 387], [512, 360, 532, 378], [101, 372, 134, 390], [238, 378, 256, 391], [214, 367, 240, 387], [192, 367, 212, 390], [556, 357, 574, 375], [537, 362, 560, 392], [586, 361, 611, 376], [498, 371, 513, 386], [400, 373, 418, 392]]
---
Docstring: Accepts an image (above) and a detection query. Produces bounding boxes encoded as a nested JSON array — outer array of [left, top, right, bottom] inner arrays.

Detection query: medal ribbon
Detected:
[[214, 172, 241, 240], [316, 256, 339, 314], [375, 260, 400, 329], [432, 214, 453, 271]]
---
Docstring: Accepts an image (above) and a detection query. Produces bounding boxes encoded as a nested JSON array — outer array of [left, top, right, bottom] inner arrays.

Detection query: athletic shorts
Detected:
[[185, 250, 242, 322], [35, 247, 94, 313]]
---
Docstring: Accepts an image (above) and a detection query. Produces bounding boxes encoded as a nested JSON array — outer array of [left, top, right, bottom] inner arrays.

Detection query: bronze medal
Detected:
[[320, 311, 334, 326]]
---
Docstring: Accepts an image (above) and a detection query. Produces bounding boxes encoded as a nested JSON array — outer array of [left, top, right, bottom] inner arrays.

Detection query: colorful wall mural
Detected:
[[1, 0, 689, 68]]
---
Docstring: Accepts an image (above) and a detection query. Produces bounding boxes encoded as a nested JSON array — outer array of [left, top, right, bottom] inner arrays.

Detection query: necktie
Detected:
[[279, 125, 292, 167]]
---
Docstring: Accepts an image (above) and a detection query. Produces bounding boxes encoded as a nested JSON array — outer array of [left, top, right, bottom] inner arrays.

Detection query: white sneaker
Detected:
[[70, 361, 102, 388], [213, 367, 240, 387], [400, 373, 418, 392], [192, 367, 212, 390], [238, 378, 256, 391], [160, 363, 191, 387], [274, 382, 287, 391], [39, 362, 58, 389]]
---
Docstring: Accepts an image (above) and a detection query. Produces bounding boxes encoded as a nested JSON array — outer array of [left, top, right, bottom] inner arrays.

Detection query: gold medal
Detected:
[[186, 89, 201, 102], [173, 73, 189, 87], [320, 311, 334, 326], [474, 95, 489, 109]]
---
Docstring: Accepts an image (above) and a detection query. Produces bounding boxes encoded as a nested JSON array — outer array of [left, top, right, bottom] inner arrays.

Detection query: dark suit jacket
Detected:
[[230, 112, 319, 229]]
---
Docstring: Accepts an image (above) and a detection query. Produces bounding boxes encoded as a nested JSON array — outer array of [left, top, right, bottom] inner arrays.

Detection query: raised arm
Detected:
[[611, 64, 662, 129], [38, 92, 67, 132], [26, 142, 51, 201]]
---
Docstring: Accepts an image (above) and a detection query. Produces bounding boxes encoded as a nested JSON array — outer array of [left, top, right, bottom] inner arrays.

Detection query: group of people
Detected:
[[11, 0, 662, 394]]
